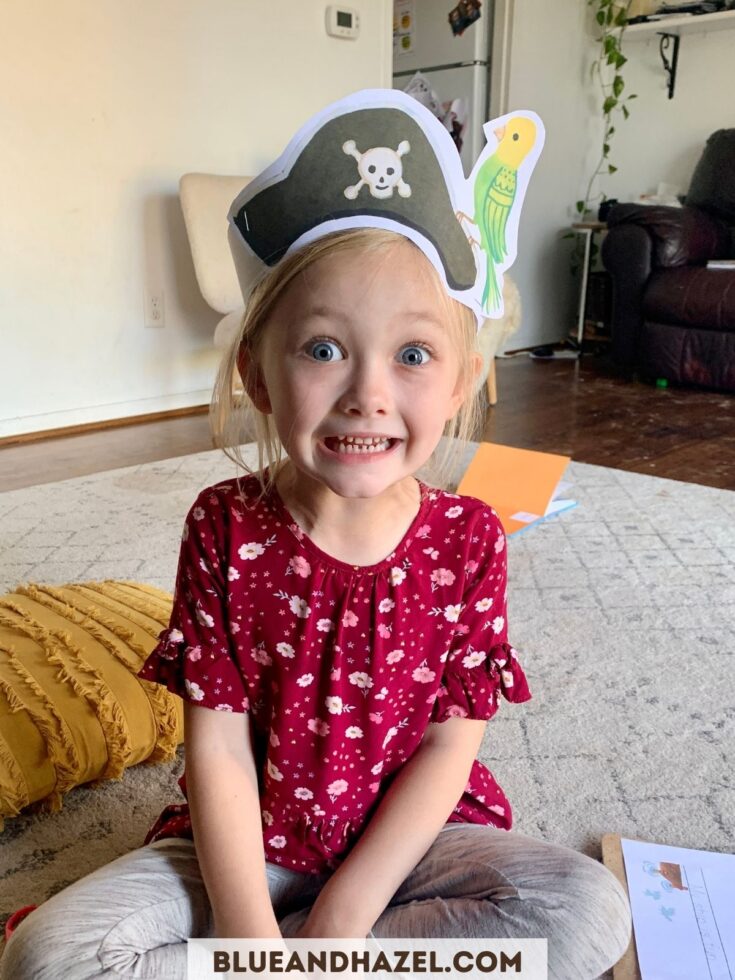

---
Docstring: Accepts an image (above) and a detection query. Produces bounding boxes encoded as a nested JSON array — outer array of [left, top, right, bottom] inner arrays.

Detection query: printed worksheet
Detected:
[[622, 838, 735, 980]]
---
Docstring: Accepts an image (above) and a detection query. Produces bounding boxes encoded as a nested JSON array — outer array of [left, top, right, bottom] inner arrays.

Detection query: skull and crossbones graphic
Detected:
[[342, 140, 411, 200]]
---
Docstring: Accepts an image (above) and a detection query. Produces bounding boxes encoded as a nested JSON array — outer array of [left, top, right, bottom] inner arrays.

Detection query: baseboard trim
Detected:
[[0, 404, 209, 448]]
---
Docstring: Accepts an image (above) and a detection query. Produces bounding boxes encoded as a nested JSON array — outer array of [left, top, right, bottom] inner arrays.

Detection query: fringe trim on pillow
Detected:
[[0, 697, 32, 820], [17, 585, 181, 763], [83, 581, 171, 628]]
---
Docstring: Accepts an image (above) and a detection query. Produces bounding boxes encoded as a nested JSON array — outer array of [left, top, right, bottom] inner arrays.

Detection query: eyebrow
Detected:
[[298, 306, 447, 330]]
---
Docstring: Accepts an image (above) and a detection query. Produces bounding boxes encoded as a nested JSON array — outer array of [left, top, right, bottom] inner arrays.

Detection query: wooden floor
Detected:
[[2, 357, 733, 492]]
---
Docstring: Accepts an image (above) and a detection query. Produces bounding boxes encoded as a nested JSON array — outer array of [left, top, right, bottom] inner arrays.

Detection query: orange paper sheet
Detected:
[[457, 442, 571, 535]]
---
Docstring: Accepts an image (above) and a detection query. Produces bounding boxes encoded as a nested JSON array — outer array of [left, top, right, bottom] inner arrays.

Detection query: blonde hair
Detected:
[[210, 228, 484, 497]]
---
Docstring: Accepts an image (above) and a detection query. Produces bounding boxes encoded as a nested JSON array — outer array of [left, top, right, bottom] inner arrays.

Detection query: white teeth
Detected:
[[336, 439, 391, 454]]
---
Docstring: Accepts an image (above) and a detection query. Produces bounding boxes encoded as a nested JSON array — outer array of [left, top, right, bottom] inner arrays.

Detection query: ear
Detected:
[[446, 352, 484, 420], [236, 343, 272, 414]]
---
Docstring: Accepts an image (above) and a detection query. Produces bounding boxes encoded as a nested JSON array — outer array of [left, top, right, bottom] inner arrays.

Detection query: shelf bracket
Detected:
[[658, 32, 680, 99]]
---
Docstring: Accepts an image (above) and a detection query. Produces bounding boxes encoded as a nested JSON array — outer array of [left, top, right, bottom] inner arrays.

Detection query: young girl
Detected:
[[1, 93, 630, 980]]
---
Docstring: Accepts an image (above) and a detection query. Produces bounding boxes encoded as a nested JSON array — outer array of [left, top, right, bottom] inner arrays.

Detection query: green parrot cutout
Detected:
[[464, 112, 544, 317]]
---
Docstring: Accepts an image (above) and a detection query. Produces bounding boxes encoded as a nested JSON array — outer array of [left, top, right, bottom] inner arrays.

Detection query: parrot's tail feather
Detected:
[[482, 259, 502, 314]]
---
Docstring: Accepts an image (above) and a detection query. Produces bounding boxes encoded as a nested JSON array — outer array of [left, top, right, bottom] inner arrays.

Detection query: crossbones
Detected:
[[342, 140, 411, 200]]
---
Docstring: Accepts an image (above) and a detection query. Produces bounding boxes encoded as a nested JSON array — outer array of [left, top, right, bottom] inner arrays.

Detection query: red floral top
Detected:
[[138, 471, 531, 873]]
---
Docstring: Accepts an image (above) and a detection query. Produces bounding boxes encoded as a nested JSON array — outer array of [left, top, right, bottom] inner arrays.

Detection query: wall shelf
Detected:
[[625, 9, 735, 37], [623, 10, 735, 98]]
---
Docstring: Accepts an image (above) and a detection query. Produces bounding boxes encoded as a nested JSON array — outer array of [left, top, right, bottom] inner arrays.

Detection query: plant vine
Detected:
[[576, 0, 637, 220]]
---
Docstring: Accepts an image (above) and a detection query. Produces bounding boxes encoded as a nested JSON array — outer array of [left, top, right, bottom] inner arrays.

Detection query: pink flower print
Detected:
[[345, 726, 363, 739], [192, 506, 206, 521], [268, 835, 287, 849], [325, 696, 344, 715], [386, 649, 404, 664], [238, 542, 265, 560], [423, 546, 439, 560], [185, 680, 205, 701], [251, 645, 272, 666], [348, 671, 373, 692], [296, 673, 314, 687], [492, 615, 506, 634], [307, 718, 330, 736], [330, 666, 341, 681], [269, 732, 280, 746], [228, 566, 241, 582], [489, 803, 506, 817], [312, 803, 326, 817], [369, 782, 380, 793], [186, 645, 201, 661], [371, 761, 384, 775], [317, 618, 334, 633], [375, 686, 389, 701], [294, 787, 313, 800], [378, 598, 395, 613], [288, 555, 311, 578], [431, 568, 456, 587], [443, 603, 462, 623], [494, 534, 506, 554], [382, 726, 398, 749], [462, 649, 485, 668], [230, 622, 241, 635], [465, 559, 479, 576], [342, 609, 358, 628], [327, 779, 348, 802], [241, 696, 250, 711], [377, 623, 391, 639], [289, 595, 311, 618], [266, 759, 283, 782], [195, 605, 215, 629], [492, 651, 508, 667], [412, 665, 436, 684], [262, 809, 274, 826], [445, 704, 469, 719], [455, 623, 470, 635], [214, 703, 233, 711], [501, 669, 514, 688], [416, 524, 432, 539], [369, 711, 383, 723], [390, 566, 407, 586], [445, 505, 464, 519], [277, 642, 295, 658], [475, 596, 493, 612], [289, 522, 304, 541]]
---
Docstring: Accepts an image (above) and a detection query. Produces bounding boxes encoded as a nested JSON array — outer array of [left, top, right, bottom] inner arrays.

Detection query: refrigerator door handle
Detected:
[[393, 59, 488, 78]]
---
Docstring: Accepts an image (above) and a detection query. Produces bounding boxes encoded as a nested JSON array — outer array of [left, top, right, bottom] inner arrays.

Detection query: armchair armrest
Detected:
[[601, 221, 651, 369], [606, 203, 730, 268]]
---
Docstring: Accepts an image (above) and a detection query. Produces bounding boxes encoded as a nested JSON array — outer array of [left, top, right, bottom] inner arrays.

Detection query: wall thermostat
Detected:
[[326, 5, 360, 39]]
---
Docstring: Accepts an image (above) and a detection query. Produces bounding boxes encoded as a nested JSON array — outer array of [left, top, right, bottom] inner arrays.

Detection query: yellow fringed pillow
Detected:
[[0, 581, 183, 829]]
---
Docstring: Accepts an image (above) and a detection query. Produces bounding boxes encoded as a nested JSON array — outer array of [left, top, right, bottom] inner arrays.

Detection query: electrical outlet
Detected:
[[144, 289, 165, 327]]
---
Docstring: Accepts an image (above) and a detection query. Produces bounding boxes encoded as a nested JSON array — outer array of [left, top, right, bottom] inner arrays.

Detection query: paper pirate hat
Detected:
[[228, 88, 544, 322]]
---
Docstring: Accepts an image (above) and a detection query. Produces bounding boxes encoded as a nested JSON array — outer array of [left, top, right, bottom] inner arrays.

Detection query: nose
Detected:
[[336, 357, 391, 417]]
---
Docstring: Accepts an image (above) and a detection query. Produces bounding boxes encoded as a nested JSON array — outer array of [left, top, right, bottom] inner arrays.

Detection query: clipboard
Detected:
[[602, 833, 641, 980]]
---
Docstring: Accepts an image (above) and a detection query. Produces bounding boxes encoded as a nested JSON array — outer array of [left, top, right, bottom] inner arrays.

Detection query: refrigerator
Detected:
[[392, 0, 493, 175]]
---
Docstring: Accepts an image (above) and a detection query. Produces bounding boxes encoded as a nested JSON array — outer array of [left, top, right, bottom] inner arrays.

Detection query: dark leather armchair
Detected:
[[602, 129, 735, 392]]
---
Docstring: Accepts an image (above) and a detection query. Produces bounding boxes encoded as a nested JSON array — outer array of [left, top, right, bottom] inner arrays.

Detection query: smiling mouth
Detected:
[[322, 435, 399, 455]]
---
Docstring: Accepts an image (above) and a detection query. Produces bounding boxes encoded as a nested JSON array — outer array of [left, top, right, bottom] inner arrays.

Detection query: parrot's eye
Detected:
[[512, 132, 519, 141], [368, 165, 376, 173]]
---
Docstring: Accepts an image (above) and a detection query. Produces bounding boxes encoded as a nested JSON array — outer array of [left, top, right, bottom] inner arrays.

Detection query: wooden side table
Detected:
[[571, 221, 607, 347]]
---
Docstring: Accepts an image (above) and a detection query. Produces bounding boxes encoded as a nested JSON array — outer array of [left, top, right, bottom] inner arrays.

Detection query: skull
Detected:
[[343, 140, 411, 200]]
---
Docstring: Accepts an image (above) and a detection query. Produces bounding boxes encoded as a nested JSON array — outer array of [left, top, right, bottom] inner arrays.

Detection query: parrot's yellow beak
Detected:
[[494, 125, 506, 142]]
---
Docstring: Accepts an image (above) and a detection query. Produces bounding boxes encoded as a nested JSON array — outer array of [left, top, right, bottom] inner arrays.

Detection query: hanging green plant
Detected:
[[576, 0, 638, 220]]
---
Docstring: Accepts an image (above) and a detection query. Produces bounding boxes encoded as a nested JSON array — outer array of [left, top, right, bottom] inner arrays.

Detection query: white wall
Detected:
[[0, 0, 392, 437], [497, 0, 598, 351], [604, 24, 735, 202]]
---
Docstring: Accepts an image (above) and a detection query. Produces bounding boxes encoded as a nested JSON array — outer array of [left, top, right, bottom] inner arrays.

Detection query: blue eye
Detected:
[[399, 344, 432, 366], [308, 340, 343, 361]]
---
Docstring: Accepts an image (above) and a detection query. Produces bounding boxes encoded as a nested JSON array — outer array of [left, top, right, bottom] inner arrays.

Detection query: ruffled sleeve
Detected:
[[138, 488, 249, 713], [431, 506, 531, 723]]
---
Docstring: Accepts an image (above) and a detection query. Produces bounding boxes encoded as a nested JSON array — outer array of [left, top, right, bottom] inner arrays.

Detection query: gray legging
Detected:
[[1, 825, 631, 980]]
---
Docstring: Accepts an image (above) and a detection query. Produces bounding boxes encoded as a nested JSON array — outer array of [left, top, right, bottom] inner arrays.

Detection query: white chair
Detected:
[[179, 173, 252, 351], [475, 276, 522, 406]]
